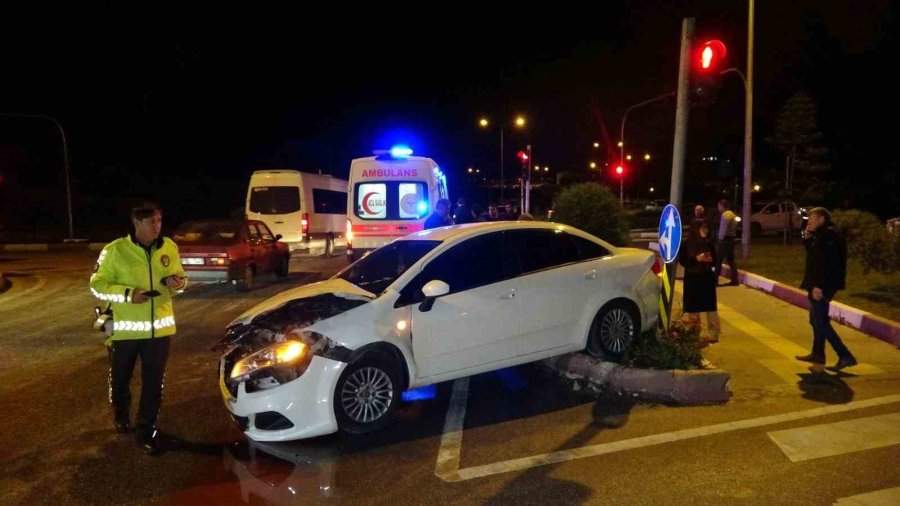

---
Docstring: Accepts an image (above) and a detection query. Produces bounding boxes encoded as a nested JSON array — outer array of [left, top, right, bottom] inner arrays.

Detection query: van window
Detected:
[[249, 186, 301, 215], [312, 188, 348, 215], [355, 181, 428, 220]]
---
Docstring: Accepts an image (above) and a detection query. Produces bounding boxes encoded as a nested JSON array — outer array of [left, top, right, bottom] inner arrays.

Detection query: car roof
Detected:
[[398, 221, 604, 244]]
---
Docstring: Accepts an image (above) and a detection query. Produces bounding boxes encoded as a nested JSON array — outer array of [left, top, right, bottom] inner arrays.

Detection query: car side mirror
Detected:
[[274, 234, 283, 241], [418, 280, 450, 312]]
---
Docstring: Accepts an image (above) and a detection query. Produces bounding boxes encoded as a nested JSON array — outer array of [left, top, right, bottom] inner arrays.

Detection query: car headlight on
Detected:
[[230, 340, 309, 383]]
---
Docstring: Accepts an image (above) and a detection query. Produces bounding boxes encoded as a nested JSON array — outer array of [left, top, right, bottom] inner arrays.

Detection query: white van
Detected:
[[246, 170, 348, 256], [346, 149, 448, 262]]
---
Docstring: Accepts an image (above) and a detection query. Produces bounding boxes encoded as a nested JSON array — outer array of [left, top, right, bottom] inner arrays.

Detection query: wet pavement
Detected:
[[1, 249, 899, 505]]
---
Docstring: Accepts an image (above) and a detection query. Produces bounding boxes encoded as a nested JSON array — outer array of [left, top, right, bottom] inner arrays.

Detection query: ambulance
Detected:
[[346, 147, 448, 262]]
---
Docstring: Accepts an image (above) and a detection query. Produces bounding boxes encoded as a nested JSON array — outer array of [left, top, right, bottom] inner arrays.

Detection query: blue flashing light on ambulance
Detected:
[[346, 147, 448, 262]]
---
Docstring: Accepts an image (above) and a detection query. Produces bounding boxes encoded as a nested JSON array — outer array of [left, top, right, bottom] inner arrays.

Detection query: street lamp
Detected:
[[593, 142, 600, 148], [478, 115, 526, 202], [644, 153, 651, 161], [626, 154, 633, 161], [589, 162, 597, 169], [1, 112, 75, 241]]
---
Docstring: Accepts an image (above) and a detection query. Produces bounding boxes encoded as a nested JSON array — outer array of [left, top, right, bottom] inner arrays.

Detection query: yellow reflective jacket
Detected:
[[89, 234, 188, 344]]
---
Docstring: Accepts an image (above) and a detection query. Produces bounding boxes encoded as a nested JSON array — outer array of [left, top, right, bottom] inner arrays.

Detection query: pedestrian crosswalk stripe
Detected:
[[768, 412, 900, 462]]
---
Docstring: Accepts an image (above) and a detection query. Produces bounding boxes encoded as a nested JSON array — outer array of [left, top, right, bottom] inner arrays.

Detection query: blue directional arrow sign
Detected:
[[658, 204, 682, 264]]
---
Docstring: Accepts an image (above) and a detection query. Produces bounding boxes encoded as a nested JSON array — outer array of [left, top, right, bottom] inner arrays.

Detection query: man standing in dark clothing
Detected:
[[795, 207, 857, 371], [452, 197, 475, 224], [424, 198, 454, 229]]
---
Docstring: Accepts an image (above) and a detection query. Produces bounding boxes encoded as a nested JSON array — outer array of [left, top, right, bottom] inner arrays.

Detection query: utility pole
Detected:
[[669, 18, 694, 210], [741, 0, 755, 259]]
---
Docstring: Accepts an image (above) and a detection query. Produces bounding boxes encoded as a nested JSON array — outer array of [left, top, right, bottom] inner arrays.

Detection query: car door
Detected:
[[509, 229, 611, 355], [246, 223, 270, 273], [402, 231, 523, 379], [255, 221, 278, 272]]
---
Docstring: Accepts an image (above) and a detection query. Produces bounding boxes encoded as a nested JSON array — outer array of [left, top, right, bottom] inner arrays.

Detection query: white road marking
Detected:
[[835, 486, 900, 505], [767, 412, 900, 462], [434, 392, 900, 482]]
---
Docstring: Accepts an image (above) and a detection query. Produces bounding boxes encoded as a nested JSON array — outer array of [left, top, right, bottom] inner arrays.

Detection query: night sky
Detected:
[[1, 1, 897, 235]]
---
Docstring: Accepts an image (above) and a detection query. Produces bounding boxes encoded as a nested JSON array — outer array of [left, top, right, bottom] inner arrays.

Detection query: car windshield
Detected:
[[173, 221, 240, 244], [333, 240, 441, 295]]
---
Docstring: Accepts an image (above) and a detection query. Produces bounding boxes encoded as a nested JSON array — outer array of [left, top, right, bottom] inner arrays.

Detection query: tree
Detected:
[[552, 183, 629, 246], [768, 91, 831, 203]]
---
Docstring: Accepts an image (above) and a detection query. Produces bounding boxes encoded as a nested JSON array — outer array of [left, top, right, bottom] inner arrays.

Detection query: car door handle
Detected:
[[274, 221, 284, 224], [584, 270, 597, 280], [499, 289, 516, 300]]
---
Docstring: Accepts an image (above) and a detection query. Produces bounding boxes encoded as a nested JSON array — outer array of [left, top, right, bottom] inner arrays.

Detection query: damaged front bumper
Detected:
[[220, 354, 347, 441]]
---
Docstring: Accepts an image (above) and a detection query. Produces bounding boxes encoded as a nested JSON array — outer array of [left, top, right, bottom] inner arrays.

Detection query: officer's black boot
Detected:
[[114, 407, 132, 434], [134, 424, 162, 456]]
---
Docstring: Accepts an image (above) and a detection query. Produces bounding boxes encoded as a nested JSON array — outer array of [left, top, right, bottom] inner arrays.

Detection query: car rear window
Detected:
[[173, 222, 240, 244], [249, 186, 301, 215]]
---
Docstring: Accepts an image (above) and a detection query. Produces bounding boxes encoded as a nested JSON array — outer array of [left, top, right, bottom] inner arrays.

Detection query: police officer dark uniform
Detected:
[[89, 202, 187, 454]]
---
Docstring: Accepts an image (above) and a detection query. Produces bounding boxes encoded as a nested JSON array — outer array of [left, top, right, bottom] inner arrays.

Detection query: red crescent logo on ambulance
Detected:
[[362, 192, 382, 215]]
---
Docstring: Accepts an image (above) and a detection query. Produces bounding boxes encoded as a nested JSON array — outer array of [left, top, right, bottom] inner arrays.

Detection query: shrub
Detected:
[[624, 314, 704, 370], [832, 209, 899, 272], [552, 183, 630, 246]]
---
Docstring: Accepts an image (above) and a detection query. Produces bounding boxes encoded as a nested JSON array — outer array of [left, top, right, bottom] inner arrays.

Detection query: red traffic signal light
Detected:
[[697, 40, 726, 73], [615, 165, 624, 176], [517, 150, 530, 164]]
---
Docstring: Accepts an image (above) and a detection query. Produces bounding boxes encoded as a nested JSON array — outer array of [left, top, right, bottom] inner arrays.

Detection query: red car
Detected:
[[173, 219, 290, 290]]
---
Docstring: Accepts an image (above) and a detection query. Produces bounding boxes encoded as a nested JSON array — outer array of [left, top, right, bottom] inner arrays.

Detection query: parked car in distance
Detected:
[[645, 199, 667, 212], [748, 201, 802, 236], [173, 219, 290, 291]]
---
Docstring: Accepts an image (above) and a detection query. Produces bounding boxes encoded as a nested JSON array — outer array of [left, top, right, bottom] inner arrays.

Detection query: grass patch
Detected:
[[740, 238, 900, 322]]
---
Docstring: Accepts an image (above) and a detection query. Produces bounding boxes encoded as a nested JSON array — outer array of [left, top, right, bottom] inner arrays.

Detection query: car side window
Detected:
[[508, 229, 581, 274], [570, 234, 611, 260], [257, 223, 275, 242], [247, 224, 261, 242], [397, 232, 518, 306]]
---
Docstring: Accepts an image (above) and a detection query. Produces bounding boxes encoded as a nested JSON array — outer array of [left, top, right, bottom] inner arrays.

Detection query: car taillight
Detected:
[[206, 257, 231, 266], [651, 256, 663, 276], [346, 219, 354, 243], [302, 213, 310, 235]]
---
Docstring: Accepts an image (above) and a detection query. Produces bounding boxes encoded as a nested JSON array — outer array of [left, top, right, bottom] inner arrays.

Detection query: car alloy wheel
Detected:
[[340, 367, 394, 424], [600, 308, 635, 354]]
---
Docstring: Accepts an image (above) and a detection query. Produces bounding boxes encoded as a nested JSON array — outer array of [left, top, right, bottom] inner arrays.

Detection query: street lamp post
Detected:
[[1, 112, 74, 241], [479, 116, 525, 204]]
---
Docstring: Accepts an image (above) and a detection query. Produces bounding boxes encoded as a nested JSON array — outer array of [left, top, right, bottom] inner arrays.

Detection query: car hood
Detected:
[[229, 278, 375, 327]]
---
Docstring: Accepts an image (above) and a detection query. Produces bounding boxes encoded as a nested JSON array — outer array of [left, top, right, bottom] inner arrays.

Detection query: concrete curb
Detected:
[[544, 353, 732, 405], [721, 265, 900, 347], [0, 243, 106, 252]]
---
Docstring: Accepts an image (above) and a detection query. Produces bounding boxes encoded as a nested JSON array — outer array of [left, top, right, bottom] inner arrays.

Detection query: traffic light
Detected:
[[615, 164, 625, 176], [690, 39, 727, 106], [517, 149, 531, 179]]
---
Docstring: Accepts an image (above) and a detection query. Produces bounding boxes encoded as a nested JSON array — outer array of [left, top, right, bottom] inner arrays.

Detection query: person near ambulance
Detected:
[[89, 201, 187, 455]]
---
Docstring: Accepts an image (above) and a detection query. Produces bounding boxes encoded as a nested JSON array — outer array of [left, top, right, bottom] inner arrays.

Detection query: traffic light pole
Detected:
[[741, 0, 755, 259]]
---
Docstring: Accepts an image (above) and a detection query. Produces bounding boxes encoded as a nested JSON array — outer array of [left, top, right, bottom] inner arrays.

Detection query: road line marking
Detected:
[[767, 412, 900, 462], [434, 393, 900, 482], [434, 377, 469, 477], [0, 275, 48, 308], [835, 486, 900, 505], [718, 302, 886, 381]]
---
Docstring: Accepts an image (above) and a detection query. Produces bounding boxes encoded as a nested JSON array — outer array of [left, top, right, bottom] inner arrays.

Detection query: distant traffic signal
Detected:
[[615, 165, 625, 176], [690, 39, 727, 106], [517, 150, 530, 164]]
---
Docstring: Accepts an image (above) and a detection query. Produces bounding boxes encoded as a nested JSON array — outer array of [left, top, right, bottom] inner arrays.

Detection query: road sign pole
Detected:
[[658, 204, 682, 330]]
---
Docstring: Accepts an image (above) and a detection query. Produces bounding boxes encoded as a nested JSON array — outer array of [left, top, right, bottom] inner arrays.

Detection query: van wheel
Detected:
[[239, 264, 255, 291], [323, 235, 335, 258], [334, 352, 400, 434]]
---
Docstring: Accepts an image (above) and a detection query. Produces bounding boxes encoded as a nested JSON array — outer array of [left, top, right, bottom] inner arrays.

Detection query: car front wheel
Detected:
[[586, 301, 639, 361], [334, 353, 401, 434]]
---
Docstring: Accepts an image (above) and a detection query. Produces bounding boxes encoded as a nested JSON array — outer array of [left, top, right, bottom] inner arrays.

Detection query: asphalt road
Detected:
[[1, 249, 898, 505]]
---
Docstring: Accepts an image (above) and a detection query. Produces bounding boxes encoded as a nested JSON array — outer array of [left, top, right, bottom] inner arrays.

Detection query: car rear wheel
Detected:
[[274, 254, 289, 278], [334, 353, 401, 434], [586, 301, 639, 362], [239, 264, 254, 291]]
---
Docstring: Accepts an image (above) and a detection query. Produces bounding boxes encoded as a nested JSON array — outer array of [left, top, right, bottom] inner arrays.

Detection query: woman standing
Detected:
[[679, 219, 721, 342]]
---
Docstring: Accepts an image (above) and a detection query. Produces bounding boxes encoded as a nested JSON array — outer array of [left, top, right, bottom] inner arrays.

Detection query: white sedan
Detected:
[[217, 221, 661, 441]]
